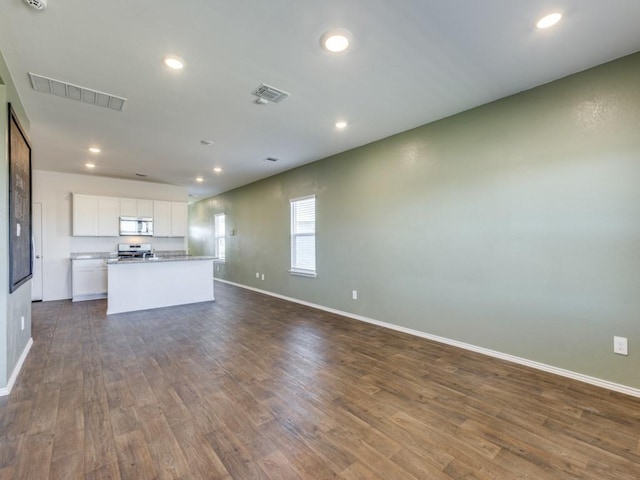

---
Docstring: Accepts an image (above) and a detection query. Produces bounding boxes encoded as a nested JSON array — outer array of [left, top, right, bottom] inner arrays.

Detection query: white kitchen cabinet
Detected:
[[171, 202, 188, 237], [137, 199, 154, 217], [98, 196, 120, 236], [153, 200, 172, 237], [153, 200, 187, 237], [72, 259, 108, 301], [120, 198, 154, 217], [72, 193, 98, 236], [74, 193, 186, 237], [73, 193, 120, 236]]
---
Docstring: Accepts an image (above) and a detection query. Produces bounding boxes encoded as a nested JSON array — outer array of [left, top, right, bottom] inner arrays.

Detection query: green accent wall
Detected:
[[190, 52, 640, 389], [1, 50, 32, 390]]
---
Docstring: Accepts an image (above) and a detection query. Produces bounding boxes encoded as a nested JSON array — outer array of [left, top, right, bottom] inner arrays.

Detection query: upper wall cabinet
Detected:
[[73, 193, 187, 237], [72, 193, 99, 236], [153, 201, 188, 237], [72, 193, 119, 237], [171, 202, 188, 237], [97, 196, 120, 236], [120, 198, 153, 217]]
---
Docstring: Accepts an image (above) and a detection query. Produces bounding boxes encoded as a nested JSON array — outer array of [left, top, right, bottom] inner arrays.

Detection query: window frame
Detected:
[[289, 194, 316, 277], [214, 213, 226, 261]]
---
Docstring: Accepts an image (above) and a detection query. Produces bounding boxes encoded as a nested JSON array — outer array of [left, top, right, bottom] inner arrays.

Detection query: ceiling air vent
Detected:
[[265, 157, 279, 162], [28, 72, 127, 112], [252, 83, 290, 103]]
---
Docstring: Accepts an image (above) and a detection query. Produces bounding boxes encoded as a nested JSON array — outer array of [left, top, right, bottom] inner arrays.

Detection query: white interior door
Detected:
[[32, 202, 43, 301]]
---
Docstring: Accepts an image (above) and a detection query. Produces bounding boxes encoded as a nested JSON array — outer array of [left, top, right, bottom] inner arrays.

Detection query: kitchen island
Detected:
[[107, 256, 215, 314]]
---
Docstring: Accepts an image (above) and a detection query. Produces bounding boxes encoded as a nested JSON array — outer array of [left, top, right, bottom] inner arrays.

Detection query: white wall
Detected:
[[33, 170, 189, 301]]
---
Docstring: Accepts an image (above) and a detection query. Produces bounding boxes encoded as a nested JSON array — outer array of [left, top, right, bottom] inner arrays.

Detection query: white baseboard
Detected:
[[0, 337, 33, 397], [216, 279, 640, 399]]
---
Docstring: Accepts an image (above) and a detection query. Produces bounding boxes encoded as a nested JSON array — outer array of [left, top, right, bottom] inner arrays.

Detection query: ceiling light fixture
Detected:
[[321, 29, 352, 52], [23, 0, 47, 11], [85, 162, 95, 168], [162, 55, 184, 70], [196, 177, 204, 183], [536, 13, 562, 29], [88, 147, 101, 153], [335, 121, 348, 129], [213, 167, 222, 173]]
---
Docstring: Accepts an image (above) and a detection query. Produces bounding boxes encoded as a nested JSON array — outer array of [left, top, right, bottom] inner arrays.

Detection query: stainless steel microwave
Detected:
[[119, 217, 153, 236]]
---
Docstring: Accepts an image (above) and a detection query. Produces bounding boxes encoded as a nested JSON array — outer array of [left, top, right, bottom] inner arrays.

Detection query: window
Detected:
[[214, 213, 225, 260], [290, 195, 316, 276]]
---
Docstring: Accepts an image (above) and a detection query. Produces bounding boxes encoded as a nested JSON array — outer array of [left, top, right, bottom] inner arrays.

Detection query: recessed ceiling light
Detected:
[[321, 29, 352, 53], [88, 147, 101, 153], [213, 167, 222, 173], [536, 13, 562, 29], [335, 121, 348, 129], [196, 177, 204, 183], [85, 162, 95, 168], [162, 55, 184, 70], [201, 140, 214, 146]]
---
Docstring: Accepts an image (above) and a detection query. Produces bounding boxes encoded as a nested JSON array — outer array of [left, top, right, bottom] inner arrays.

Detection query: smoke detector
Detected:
[[24, 0, 47, 10]]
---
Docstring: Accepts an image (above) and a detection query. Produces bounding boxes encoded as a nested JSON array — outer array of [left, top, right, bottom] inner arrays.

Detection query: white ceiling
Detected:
[[1, 1, 639, 200]]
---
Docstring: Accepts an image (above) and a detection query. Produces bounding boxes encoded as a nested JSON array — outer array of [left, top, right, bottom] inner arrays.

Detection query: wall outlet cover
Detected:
[[614, 336, 628, 355]]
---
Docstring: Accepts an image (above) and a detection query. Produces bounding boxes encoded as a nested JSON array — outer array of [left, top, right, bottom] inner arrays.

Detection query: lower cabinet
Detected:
[[72, 259, 108, 301]]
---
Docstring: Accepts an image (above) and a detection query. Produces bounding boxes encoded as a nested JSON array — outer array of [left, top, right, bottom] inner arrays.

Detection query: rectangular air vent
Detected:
[[265, 157, 279, 162], [252, 83, 290, 103], [28, 72, 127, 112]]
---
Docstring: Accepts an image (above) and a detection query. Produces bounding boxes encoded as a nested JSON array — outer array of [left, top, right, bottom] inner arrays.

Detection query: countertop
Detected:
[[71, 250, 187, 260], [106, 255, 215, 265], [71, 252, 117, 260]]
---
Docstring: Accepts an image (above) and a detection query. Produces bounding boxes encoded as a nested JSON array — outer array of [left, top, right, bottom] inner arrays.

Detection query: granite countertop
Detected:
[[106, 255, 215, 265], [71, 252, 117, 260], [71, 250, 188, 261]]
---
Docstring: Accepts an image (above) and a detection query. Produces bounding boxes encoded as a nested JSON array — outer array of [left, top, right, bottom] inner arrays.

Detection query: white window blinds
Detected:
[[290, 195, 316, 275], [214, 213, 226, 260]]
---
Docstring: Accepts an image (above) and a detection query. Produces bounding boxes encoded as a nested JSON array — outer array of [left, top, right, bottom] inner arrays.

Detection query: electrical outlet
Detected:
[[256, 272, 260, 278], [614, 336, 628, 355], [21, 316, 25, 330], [352, 290, 358, 300], [261, 274, 265, 280]]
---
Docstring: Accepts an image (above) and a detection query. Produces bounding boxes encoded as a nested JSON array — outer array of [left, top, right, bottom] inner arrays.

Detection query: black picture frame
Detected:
[[8, 103, 33, 293]]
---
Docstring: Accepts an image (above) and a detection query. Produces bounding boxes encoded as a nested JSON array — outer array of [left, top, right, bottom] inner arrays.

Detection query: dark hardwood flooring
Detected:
[[1, 282, 639, 479]]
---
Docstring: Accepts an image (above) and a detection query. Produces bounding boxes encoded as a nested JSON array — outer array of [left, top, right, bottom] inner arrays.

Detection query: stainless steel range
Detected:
[[117, 243, 153, 260]]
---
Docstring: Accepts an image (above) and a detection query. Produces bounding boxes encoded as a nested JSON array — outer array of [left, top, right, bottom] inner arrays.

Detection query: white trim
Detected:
[[215, 279, 640, 399], [289, 193, 316, 203], [0, 337, 33, 397], [214, 213, 226, 261], [289, 270, 317, 278]]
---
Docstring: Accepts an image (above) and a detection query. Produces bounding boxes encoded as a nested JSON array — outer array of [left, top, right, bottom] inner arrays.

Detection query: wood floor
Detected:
[[1, 282, 639, 479]]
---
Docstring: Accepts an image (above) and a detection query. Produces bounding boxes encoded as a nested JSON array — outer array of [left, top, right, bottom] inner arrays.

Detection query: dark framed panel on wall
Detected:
[[8, 103, 33, 293]]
